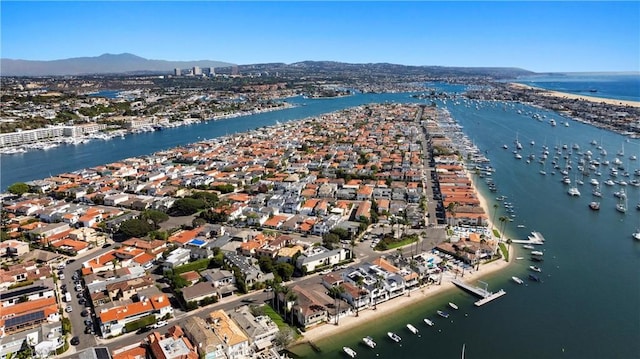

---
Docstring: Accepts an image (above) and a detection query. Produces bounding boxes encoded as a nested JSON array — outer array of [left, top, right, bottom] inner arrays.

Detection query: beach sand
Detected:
[[509, 83, 640, 108], [295, 170, 511, 346]]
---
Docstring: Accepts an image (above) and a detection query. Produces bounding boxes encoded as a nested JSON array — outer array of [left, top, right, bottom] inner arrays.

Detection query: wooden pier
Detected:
[[450, 279, 507, 306]]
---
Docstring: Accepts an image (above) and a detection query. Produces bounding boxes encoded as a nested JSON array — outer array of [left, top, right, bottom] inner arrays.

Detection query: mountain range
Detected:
[[0, 53, 535, 78], [0, 53, 235, 76]]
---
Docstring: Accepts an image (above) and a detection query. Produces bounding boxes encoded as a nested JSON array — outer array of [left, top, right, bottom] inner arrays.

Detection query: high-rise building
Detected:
[[193, 66, 202, 76], [174, 68, 181, 76], [209, 67, 215, 76]]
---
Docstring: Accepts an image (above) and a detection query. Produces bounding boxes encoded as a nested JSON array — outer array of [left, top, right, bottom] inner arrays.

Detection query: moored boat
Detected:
[[343, 346, 357, 358], [531, 250, 544, 256], [362, 336, 376, 349], [589, 201, 600, 210], [387, 332, 401, 342], [448, 302, 459, 310], [406, 323, 419, 334], [424, 318, 434, 326], [437, 310, 450, 318], [529, 274, 541, 282], [512, 276, 523, 284], [529, 265, 542, 272]]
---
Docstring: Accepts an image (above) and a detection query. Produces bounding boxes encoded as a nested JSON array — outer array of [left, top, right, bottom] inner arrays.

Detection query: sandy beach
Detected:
[[296, 170, 511, 346], [509, 82, 640, 108]]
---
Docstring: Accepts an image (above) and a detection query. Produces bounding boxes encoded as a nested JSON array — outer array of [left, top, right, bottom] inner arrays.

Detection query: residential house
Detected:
[[208, 310, 251, 359]]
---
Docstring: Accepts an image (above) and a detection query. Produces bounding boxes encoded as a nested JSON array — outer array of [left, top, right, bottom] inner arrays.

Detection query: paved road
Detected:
[[56, 243, 119, 354]]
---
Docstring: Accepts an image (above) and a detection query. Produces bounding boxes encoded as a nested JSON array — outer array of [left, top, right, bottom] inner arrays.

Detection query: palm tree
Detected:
[[355, 277, 365, 316], [272, 282, 283, 313], [328, 284, 345, 325], [492, 203, 499, 231], [286, 292, 298, 326], [498, 216, 508, 239]]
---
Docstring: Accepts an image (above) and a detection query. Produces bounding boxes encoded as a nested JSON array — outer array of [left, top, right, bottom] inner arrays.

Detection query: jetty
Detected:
[[511, 231, 546, 245], [451, 279, 507, 306]]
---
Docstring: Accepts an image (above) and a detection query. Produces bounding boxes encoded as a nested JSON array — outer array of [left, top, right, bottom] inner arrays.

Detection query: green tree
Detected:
[[275, 262, 295, 281], [7, 182, 29, 196], [258, 256, 275, 273], [141, 209, 169, 228], [118, 218, 154, 238], [170, 198, 206, 215]]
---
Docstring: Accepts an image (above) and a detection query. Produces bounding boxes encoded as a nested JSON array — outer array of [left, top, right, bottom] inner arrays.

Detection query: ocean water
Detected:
[[1, 80, 639, 358], [514, 73, 640, 102]]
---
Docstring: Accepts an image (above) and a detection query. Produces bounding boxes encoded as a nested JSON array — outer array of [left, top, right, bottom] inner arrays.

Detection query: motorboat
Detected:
[[589, 201, 600, 210], [343, 346, 357, 358], [448, 302, 459, 310], [531, 256, 544, 262], [512, 276, 524, 284], [362, 336, 376, 349], [529, 274, 541, 282], [529, 265, 542, 272], [424, 318, 435, 326], [531, 251, 544, 256], [567, 187, 581, 196], [523, 244, 535, 249], [406, 324, 419, 334], [437, 310, 450, 318], [633, 231, 640, 241], [387, 332, 401, 343]]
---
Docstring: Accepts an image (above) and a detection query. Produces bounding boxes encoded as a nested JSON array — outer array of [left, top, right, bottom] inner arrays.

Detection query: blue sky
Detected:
[[1, 1, 639, 72]]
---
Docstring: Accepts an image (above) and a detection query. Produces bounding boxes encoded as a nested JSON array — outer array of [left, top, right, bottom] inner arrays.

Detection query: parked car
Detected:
[[70, 336, 80, 345], [84, 319, 93, 326], [152, 320, 168, 329], [58, 274, 65, 280], [102, 243, 111, 248], [65, 305, 73, 313]]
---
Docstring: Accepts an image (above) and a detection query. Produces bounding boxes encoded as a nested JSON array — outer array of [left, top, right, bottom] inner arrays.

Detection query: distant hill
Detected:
[[241, 61, 535, 79], [0, 53, 235, 76]]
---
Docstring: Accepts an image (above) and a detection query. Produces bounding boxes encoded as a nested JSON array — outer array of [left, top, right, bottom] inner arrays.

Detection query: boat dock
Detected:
[[450, 279, 507, 306]]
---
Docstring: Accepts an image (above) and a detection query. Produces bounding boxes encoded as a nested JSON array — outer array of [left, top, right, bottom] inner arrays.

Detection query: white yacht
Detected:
[[343, 347, 357, 358], [449, 302, 459, 310], [387, 332, 401, 343], [424, 318, 435, 326], [567, 187, 581, 196], [406, 324, 419, 334], [512, 276, 524, 284], [362, 336, 376, 348]]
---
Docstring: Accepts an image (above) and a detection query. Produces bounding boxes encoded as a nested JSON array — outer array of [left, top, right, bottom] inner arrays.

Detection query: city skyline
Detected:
[[1, 1, 639, 73]]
